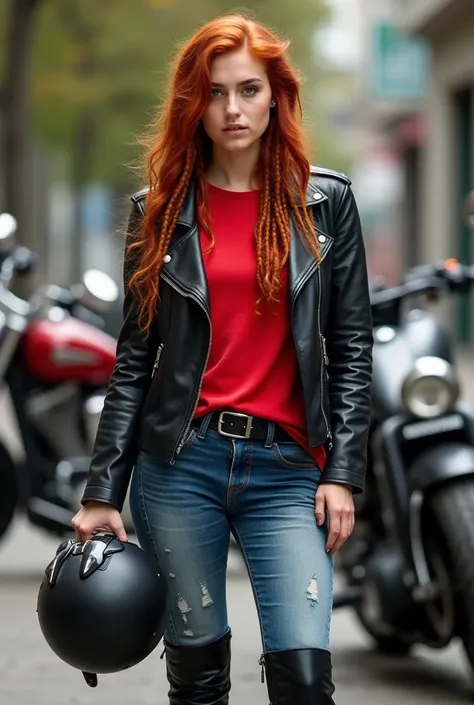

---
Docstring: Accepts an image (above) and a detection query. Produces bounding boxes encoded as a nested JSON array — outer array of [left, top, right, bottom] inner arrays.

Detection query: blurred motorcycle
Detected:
[[336, 238, 474, 670], [0, 214, 122, 543]]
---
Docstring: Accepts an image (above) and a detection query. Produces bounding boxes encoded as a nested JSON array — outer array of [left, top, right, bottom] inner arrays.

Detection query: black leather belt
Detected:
[[204, 411, 293, 442]]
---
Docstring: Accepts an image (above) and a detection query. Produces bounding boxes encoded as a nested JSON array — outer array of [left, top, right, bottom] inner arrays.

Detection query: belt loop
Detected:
[[197, 413, 213, 439], [264, 421, 275, 448]]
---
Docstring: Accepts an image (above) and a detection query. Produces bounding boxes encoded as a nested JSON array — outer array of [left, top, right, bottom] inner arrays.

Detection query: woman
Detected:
[[72, 13, 373, 705]]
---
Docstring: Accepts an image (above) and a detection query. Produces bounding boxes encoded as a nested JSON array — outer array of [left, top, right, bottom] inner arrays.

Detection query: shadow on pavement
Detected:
[[334, 645, 474, 702]]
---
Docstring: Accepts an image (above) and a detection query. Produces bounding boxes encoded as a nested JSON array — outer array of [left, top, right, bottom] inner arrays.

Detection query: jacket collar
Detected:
[[173, 177, 328, 230], [162, 177, 330, 312], [306, 180, 329, 208]]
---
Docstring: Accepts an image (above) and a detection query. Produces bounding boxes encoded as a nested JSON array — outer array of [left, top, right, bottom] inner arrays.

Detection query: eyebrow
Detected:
[[211, 78, 264, 87]]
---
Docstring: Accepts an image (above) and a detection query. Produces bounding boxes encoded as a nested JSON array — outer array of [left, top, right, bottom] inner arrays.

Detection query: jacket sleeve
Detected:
[[81, 200, 160, 510], [321, 185, 373, 493]]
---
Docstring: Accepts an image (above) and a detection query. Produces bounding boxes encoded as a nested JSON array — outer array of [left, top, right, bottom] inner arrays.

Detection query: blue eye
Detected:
[[243, 86, 258, 96], [210, 88, 222, 99]]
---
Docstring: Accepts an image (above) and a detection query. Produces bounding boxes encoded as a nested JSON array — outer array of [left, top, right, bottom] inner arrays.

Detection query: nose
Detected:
[[225, 93, 241, 119]]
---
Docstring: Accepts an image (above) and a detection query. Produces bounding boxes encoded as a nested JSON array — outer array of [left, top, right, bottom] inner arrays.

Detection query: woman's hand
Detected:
[[71, 502, 128, 543], [315, 483, 354, 555]]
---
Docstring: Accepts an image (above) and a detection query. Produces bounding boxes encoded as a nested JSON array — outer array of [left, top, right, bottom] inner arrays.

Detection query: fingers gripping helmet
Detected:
[[37, 533, 169, 687]]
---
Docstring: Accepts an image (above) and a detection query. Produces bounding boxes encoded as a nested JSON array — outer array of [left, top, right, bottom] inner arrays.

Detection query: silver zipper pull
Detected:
[[258, 654, 265, 683], [152, 343, 164, 378], [321, 335, 329, 366]]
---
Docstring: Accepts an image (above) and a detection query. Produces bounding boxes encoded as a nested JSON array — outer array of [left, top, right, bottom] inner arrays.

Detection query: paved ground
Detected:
[[1, 517, 474, 705]]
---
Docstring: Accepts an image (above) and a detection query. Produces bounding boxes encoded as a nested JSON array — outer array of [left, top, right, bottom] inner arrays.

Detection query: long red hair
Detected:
[[129, 13, 320, 332]]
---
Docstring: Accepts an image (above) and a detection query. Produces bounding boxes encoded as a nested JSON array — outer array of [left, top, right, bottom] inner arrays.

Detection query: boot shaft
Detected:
[[263, 647, 336, 705], [164, 630, 231, 705]]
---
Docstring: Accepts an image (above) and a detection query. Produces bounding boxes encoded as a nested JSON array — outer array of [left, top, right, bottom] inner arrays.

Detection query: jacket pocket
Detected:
[[151, 343, 164, 378], [142, 343, 165, 418]]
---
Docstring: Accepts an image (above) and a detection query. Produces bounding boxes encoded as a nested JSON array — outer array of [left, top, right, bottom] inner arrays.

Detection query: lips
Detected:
[[224, 125, 247, 132]]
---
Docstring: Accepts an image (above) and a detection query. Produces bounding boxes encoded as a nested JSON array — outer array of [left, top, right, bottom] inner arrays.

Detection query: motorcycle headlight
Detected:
[[401, 356, 459, 419]]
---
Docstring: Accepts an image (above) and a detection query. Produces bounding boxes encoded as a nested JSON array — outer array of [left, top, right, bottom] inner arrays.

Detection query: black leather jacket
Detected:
[[81, 166, 373, 510]]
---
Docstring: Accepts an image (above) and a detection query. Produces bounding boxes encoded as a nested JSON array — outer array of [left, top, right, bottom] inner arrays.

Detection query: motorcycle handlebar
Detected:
[[0, 252, 107, 331], [370, 275, 445, 314], [401, 259, 474, 289], [0, 246, 37, 287], [370, 261, 474, 327], [11, 247, 38, 274]]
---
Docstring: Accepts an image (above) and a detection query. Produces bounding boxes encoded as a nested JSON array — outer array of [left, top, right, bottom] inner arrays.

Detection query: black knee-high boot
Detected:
[[164, 630, 231, 704], [263, 648, 336, 704]]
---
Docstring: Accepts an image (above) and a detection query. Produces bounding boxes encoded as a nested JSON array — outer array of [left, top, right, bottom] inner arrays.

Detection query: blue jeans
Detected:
[[129, 414, 334, 654]]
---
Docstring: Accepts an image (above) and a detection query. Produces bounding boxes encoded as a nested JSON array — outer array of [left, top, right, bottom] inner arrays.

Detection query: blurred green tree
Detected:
[[0, 0, 45, 235], [30, 0, 335, 196]]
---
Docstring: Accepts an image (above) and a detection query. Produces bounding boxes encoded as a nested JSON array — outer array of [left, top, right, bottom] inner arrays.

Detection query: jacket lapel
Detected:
[[160, 181, 210, 313], [160, 177, 333, 313], [289, 181, 332, 303]]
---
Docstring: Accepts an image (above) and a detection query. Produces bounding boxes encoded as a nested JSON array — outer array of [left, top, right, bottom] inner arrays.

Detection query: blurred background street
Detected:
[[1, 0, 474, 703]]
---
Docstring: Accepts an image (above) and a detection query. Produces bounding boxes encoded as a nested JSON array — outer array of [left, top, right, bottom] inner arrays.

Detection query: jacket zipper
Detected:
[[151, 342, 164, 378], [317, 267, 333, 450], [258, 653, 266, 683], [321, 335, 329, 367], [160, 271, 212, 457]]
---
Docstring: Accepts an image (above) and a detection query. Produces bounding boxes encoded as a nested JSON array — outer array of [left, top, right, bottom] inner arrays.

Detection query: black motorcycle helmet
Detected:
[[37, 533, 169, 686]]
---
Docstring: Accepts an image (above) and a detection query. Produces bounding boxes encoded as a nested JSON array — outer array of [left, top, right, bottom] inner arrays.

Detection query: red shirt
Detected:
[[195, 183, 326, 471]]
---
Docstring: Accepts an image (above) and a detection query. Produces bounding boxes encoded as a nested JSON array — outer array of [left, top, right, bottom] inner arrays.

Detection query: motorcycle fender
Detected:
[[409, 443, 474, 494]]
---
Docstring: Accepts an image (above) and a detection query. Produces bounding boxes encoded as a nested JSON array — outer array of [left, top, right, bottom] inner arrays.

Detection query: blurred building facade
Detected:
[[352, 0, 429, 287], [353, 0, 474, 342], [398, 0, 474, 341]]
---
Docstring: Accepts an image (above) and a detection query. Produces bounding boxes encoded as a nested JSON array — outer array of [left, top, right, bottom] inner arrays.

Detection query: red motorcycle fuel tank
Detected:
[[20, 317, 116, 386]]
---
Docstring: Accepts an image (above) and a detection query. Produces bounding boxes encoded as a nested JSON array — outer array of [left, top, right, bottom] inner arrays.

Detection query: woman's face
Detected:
[[202, 47, 273, 155]]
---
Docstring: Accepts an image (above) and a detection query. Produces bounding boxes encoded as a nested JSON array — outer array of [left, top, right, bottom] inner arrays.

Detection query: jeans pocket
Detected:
[[272, 441, 316, 470]]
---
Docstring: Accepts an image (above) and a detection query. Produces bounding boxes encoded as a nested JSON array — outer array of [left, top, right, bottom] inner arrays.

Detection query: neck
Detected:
[[206, 142, 261, 191]]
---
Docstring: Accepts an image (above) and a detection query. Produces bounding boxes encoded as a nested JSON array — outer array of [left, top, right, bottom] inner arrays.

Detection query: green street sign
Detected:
[[371, 21, 431, 100]]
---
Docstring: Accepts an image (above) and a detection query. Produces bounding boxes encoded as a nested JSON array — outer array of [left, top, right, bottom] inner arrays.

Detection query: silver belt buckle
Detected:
[[217, 412, 253, 439]]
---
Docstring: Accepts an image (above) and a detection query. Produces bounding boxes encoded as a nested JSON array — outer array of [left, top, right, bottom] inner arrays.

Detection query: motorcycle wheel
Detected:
[[354, 605, 412, 655], [0, 444, 17, 542], [430, 478, 474, 670], [352, 544, 412, 655]]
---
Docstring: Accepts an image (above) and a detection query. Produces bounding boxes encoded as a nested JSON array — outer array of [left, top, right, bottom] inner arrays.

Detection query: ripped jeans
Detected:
[[129, 414, 334, 653]]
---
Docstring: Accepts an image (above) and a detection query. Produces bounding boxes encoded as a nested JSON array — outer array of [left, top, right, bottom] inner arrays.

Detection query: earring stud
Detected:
[[270, 101, 276, 108]]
